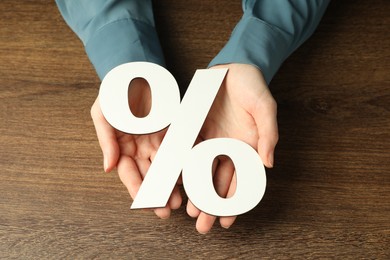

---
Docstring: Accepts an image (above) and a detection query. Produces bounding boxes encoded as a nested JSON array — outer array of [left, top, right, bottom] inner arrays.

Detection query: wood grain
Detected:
[[1, 0, 389, 258]]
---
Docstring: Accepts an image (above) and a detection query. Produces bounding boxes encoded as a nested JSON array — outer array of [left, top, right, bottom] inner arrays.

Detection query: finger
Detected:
[[135, 159, 151, 179], [91, 98, 119, 172], [168, 185, 182, 210], [154, 207, 171, 219], [196, 213, 217, 234], [186, 199, 201, 218], [219, 215, 237, 229], [219, 172, 237, 229], [253, 93, 278, 168], [117, 155, 143, 199]]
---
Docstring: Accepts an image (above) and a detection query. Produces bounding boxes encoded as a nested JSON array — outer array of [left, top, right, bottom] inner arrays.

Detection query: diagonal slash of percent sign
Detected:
[[99, 62, 266, 217]]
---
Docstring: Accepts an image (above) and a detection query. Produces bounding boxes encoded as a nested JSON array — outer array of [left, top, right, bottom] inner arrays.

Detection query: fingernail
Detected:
[[221, 225, 231, 229], [269, 154, 274, 168], [197, 230, 208, 235]]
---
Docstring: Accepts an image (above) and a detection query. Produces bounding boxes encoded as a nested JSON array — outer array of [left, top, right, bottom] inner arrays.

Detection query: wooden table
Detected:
[[1, 1, 389, 258]]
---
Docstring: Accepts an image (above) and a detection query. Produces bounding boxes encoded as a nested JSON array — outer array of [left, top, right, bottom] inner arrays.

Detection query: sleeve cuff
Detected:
[[85, 19, 165, 80], [208, 15, 292, 85]]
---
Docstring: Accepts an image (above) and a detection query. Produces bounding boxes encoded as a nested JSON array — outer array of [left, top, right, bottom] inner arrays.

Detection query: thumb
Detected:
[[252, 92, 279, 168], [91, 98, 120, 172]]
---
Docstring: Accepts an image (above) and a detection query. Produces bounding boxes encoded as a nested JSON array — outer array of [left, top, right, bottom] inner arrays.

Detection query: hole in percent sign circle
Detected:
[[212, 155, 237, 199], [99, 62, 266, 217], [128, 77, 152, 118]]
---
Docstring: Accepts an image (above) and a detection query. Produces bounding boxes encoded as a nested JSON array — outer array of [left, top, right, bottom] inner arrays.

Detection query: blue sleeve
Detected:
[[209, 0, 330, 84], [55, 0, 165, 80]]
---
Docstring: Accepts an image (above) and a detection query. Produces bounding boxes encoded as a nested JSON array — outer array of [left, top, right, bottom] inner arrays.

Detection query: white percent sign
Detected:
[[99, 62, 266, 217]]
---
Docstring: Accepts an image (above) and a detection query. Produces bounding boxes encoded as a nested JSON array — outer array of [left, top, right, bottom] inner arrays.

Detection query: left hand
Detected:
[[91, 78, 182, 219], [186, 63, 279, 234]]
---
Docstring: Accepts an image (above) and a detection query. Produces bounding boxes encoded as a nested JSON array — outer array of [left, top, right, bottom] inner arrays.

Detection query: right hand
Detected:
[[187, 63, 279, 234]]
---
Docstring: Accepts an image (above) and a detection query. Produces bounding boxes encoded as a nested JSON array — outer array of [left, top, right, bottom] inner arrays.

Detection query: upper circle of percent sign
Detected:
[[99, 62, 266, 217]]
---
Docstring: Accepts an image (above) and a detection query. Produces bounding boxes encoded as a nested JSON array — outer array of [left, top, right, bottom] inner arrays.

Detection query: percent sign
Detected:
[[99, 62, 266, 217]]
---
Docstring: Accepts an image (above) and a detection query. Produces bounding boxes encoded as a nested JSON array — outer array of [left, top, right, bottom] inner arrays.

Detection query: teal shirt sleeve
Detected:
[[209, 0, 330, 84], [55, 0, 165, 80]]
